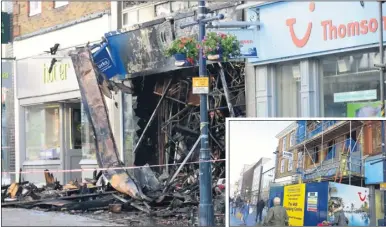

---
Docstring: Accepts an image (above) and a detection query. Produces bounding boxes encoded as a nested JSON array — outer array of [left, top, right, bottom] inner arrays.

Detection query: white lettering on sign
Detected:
[[96, 58, 112, 72]]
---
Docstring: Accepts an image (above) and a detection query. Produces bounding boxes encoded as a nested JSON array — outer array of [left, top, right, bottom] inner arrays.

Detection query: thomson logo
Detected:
[[96, 58, 112, 72]]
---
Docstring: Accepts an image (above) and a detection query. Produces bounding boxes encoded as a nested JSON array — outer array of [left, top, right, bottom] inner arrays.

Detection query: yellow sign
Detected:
[[1, 72, 9, 79], [192, 77, 209, 94], [380, 182, 386, 190], [283, 183, 306, 226], [43, 63, 69, 84]]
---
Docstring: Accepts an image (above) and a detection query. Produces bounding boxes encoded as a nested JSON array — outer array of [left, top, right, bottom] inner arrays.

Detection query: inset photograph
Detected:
[[228, 120, 384, 226]]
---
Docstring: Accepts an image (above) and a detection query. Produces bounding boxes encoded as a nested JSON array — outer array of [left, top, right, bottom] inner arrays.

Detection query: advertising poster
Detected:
[[328, 182, 370, 226], [283, 183, 306, 226], [347, 101, 384, 117], [307, 192, 318, 212]]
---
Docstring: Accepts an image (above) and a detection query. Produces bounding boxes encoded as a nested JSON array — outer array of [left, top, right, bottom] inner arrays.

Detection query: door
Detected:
[[64, 103, 82, 183]]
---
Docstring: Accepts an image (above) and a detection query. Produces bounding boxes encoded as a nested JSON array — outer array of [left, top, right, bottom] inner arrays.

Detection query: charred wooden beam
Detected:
[[69, 48, 148, 201]]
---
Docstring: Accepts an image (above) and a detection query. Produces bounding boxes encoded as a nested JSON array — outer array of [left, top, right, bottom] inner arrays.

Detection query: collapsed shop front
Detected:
[[246, 1, 386, 117]]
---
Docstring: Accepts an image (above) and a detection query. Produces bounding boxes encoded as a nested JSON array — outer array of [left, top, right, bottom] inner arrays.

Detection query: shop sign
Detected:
[[250, 2, 386, 63], [1, 61, 13, 89], [192, 77, 209, 94], [333, 89, 377, 103], [282, 151, 293, 160], [283, 184, 305, 226], [211, 28, 258, 62], [1, 12, 11, 44], [43, 63, 69, 84]]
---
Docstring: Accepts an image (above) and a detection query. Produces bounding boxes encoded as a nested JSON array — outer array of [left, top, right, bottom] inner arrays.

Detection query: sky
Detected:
[[229, 120, 294, 195]]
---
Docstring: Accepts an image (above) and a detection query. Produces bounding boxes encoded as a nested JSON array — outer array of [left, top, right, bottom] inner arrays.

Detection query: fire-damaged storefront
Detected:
[[75, 2, 245, 225]]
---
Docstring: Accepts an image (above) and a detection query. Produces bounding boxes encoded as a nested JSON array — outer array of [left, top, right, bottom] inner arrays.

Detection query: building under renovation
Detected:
[[274, 120, 385, 226]]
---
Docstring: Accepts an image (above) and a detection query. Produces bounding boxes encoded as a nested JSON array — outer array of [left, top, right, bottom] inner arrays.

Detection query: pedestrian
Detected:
[[331, 203, 348, 226], [255, 199, 265, 224], [232, 199, 237, 216], [263, 197, 289, 226], [241, 200, 251, 225]]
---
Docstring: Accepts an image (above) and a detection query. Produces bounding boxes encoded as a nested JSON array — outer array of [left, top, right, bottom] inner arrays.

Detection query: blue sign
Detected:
[[364, 154, 383, 184], [91, 43, 122, 80], [249, 2, 386, 63], [211, 28, 258, 61]]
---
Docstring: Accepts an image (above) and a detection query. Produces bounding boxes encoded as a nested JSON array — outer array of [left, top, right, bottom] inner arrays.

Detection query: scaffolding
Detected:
[[284, 120, 365, 186]]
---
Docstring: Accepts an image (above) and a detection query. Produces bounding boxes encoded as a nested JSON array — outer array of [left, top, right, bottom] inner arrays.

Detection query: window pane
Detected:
[[138, 6, 154, 23], [276, 63, 301, 117], [25, 104, 60, 161], [123, 12, 128, 26], [80, 103, 96, 159], [171, 1, 187, 12], [322, 51, 385, 117], [155, 2, 171, 17], [54, 1, 68, 8], [29, 1, 41, 16], [126, 10, 138, 26]]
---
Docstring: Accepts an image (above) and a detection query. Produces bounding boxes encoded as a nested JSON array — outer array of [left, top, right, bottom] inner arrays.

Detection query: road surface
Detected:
[[2, 208, 120, 226]]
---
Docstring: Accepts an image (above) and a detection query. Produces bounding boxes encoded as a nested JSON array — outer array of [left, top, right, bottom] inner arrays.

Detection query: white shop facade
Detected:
[[13, 13, 121, 185]]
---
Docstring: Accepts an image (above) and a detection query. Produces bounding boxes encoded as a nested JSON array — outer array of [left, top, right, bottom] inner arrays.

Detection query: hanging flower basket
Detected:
[[165, 37, 198, 67], [201, 32, 242, 62]]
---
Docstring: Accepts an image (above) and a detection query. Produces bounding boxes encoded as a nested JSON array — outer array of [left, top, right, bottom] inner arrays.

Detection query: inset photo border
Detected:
[[226, 118, 385, 227]]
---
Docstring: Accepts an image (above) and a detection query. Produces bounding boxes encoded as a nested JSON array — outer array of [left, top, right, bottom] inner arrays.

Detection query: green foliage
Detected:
[[201, 32, 242, 61], [165, 37, 199, 59]]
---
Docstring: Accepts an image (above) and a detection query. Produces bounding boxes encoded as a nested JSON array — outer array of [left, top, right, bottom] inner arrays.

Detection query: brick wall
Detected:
[[13, 1, 110, 37]]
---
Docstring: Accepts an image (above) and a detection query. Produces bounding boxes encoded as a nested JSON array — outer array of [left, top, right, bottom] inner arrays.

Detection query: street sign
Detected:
[[283, 151, 293, 160], [1, 12, 11, 44], [192, 77, 209, 94], [380, 182, 386, 190]]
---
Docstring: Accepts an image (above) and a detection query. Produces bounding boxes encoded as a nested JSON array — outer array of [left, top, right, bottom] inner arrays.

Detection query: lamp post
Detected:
[[180, 1, 224, 226]]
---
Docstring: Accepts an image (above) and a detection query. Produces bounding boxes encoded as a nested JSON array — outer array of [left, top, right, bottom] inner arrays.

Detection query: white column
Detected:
[[300, 59, 320, 117], [255, 65, 276, 117], [245, 64, 257, 117]]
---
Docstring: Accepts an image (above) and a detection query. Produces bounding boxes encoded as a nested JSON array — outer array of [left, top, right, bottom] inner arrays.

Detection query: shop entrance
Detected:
[[63, 100, 82, 183]]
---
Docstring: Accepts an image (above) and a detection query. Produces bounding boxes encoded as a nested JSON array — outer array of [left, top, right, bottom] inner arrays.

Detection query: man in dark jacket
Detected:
[[263, 197, 289, 226], [332, 205, 348, 226], [255, 199, 265, 224]]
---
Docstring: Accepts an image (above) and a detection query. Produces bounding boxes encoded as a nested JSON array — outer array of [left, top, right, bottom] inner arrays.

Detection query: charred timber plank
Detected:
[[69, 48, 146, 201], [218, 63, 235, 117]]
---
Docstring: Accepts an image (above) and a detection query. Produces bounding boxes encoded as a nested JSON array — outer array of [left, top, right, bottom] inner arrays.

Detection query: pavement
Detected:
[[229, 208, 267, 226], [1, 208, 120, 226]]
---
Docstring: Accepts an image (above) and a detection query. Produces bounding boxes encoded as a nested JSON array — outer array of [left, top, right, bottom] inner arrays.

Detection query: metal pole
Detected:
[[349, 121, 352, 185], [198, 0, 214, 225]]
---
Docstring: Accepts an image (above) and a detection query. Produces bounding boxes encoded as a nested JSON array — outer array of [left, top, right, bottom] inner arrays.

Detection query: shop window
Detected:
[[289, 132, 295, 147], [280, 159, 285, 173], [321, 51, 386, 117], [276, 63, 301, 117], [326, 140, 336, 160], [25, 104, 60, 161], [288, 157, 293, 172], [282, 136, 287, 150], [80, 103, 96, 160], [171, 1, 188, 12], [54, 1, 68, 8], [29, 1, 41, 16], [297, 151, 303, 168]]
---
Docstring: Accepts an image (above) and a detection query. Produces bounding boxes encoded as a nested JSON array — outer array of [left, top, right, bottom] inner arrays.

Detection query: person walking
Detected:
[[255, 199, 265, 224], [241, 200, 251, 225], [331, 203, 348, 226], [263, 197, 289, 226]]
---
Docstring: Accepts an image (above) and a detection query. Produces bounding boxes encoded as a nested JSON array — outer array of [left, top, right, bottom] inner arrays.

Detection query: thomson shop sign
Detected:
[[250, 1, 386, 62]]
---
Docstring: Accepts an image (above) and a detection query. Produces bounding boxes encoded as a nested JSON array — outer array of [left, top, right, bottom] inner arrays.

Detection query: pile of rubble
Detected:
[[2, 167, 225, 226]]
